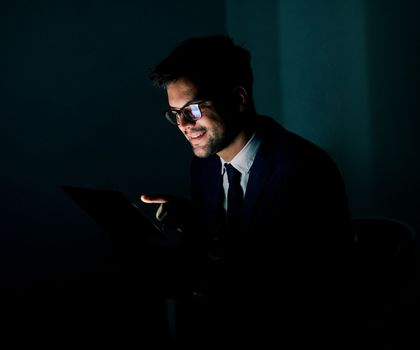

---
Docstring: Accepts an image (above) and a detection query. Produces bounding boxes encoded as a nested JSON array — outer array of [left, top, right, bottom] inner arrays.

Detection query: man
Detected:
[[141, 35, 354, 347]]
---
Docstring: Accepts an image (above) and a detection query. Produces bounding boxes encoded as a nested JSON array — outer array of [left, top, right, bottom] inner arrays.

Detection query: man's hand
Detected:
[[140, 194, 192, 232], [140, 194, 170, 221]]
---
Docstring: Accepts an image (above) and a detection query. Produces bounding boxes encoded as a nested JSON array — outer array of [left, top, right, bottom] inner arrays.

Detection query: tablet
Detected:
[[61, 185, 166, 241]]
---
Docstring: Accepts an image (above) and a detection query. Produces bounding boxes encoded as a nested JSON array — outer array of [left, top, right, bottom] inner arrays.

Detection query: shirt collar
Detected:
[[220, 132, 261, 175]]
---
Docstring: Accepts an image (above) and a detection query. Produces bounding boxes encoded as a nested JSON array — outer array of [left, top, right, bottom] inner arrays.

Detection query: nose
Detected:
[[177, 114, 196, 128]]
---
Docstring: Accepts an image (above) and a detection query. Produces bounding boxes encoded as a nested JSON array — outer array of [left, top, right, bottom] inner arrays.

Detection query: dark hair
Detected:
[[149, 35, 254, 101]]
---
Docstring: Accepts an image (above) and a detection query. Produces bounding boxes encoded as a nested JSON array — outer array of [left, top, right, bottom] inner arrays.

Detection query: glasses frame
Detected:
[[164, 100, 207, 126]]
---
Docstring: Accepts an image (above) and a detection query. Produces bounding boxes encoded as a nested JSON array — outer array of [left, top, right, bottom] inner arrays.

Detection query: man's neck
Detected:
[[217, 124, 256, 162]]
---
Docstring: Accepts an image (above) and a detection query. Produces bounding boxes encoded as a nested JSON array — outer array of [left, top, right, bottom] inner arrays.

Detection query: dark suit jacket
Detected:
[[173, 115, 354, 346], [190, 115, 351, 265], [191, 115, 350, 229]]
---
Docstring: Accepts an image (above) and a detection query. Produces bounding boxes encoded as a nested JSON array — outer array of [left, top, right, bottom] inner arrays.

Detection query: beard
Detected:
[[190, 118, 242, 158]]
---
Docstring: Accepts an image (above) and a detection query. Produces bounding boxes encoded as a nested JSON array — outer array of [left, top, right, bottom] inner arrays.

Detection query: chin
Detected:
[[192, 146, 211, 158]]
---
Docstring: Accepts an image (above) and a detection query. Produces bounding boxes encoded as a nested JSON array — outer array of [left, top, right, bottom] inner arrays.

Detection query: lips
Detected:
[[188, 131, 206, 143]]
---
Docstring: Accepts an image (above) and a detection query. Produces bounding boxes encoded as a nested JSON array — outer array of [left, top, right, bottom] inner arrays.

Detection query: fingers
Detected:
[[139, 194, 189, 225], [140, 194, 169, 204], [156, 203, 168, 221], [140, 194, 170, 222]]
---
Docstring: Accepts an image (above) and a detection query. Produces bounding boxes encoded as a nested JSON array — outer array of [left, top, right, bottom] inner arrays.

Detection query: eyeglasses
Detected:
[[164, 100, 207, 126]]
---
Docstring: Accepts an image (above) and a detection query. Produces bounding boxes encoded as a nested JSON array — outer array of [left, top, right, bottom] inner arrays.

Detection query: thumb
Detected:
[[140, 194, 169, 204]]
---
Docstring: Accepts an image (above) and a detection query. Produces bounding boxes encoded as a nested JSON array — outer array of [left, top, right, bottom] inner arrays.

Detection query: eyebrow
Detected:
[[169, 98, 204, 110]]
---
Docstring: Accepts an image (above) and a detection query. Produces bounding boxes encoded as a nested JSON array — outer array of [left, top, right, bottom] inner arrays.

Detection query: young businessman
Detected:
[[141, 35, 354, 347]]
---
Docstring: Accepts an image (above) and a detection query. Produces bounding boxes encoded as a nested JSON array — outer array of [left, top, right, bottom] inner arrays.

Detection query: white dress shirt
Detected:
[[219, 132, 261, 212]]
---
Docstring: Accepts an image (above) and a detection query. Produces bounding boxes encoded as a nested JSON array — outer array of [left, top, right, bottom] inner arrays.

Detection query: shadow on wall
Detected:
[[365, 0, 420, 232]]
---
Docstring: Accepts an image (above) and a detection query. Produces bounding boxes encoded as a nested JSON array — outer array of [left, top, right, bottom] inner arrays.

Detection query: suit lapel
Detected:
[[201, 156, 224, 225], [241, 147, 273, 230]]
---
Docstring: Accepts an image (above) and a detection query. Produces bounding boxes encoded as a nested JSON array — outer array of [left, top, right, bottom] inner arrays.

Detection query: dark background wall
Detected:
[[366, 0, 419, 230], [1, 0, 419, 338], [0, 0, 226, 289]]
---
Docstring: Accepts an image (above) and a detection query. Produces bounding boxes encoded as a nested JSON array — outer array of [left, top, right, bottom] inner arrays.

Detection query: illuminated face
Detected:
[[166, 77, 234, 159]]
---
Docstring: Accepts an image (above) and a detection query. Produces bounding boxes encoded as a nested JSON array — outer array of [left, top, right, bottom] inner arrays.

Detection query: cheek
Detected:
[[203, 110, 225, 128], [206, 121, 226, 141]]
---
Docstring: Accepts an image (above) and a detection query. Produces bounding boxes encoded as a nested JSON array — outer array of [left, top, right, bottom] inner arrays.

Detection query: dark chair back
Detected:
[[351, 217, 416, 329]]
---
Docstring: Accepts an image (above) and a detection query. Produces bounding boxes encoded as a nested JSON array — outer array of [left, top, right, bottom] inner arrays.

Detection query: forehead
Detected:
[[167, 77, 199, 106]]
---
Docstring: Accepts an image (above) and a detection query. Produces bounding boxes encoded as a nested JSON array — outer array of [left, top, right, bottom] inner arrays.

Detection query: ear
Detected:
[[233, 86, 248, 112]]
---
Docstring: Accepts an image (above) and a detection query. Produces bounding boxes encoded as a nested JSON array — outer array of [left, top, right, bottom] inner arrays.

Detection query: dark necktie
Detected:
[[224, 163, 243, 229]]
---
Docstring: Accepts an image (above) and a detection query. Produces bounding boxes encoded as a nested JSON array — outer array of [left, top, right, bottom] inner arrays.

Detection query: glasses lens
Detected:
[[164, 110, 179, 125], [164, 103, 203, 125], [187, 104, 202, 120]]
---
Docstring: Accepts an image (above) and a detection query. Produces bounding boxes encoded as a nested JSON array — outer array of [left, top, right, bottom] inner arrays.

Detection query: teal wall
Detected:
[[226, 0, 419, 231]]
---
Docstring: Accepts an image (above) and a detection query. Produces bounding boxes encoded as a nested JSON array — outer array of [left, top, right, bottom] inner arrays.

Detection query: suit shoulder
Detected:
[[257, 115, 338, 168]]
